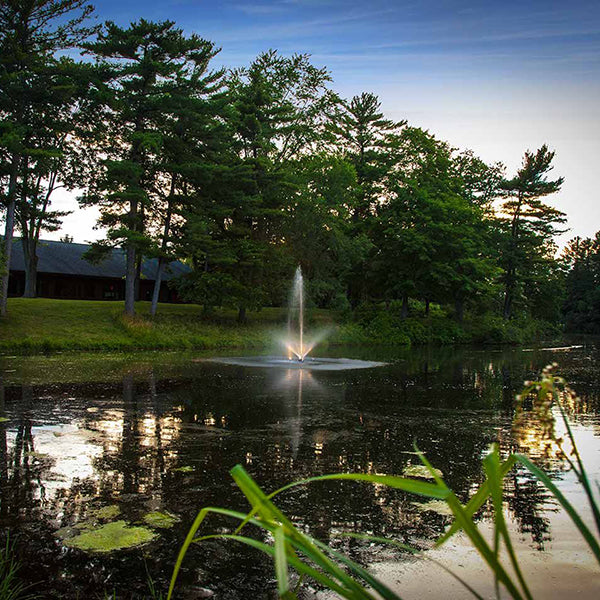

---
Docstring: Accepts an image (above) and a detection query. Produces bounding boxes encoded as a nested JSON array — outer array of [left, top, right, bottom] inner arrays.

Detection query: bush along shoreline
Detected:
[[0, 298, 563, 356]]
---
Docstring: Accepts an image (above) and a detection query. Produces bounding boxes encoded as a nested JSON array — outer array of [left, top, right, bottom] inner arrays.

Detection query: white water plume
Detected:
[[283, 266, 329, 362]]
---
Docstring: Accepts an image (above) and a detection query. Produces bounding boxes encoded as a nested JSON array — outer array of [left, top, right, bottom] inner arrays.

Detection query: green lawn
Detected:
[[0, 298, 337, 354]]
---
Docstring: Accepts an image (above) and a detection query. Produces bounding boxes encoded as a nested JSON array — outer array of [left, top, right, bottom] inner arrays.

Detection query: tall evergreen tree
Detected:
[[333, 92, 406, 221], [80, 20, 220, 315], [14, 57, 94, 297], [178, 51, 338, 322], [497, 146, 565, 320], [331, 92, 406, 305], [0, 0, 94, 315]]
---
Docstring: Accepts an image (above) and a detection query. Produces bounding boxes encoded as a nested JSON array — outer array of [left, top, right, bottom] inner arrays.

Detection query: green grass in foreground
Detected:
[[0, 298, 337, 354]]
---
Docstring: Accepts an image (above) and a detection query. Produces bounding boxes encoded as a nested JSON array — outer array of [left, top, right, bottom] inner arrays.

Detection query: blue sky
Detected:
[[55, 0, 600, 244]]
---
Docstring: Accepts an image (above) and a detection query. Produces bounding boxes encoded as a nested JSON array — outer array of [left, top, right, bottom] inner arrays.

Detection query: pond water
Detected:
[[0, 342, 599, 599]]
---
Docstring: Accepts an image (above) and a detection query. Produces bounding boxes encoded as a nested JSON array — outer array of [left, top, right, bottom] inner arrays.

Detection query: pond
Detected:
[[0, 342, 599, 599]]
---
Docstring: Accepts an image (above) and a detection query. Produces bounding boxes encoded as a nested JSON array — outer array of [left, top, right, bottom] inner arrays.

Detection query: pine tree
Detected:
[[80, 20, 220, 315], [331, 92, 406, 305], [0, 0, 94, 315], [178, 51, 338, 322], [498, 146, 565, 320]]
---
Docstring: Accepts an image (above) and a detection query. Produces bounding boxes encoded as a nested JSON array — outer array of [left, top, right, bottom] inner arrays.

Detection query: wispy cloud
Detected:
[[202, 6, 398, 43], [371, 27, 600, 50], [232, 3, 288, 15]]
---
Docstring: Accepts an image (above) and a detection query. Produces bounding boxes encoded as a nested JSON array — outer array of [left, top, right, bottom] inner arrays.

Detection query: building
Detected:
[[7, 239, 189, 302]]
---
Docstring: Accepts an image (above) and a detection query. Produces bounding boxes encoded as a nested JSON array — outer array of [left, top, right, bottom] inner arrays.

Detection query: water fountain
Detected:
[[286, 266, 312, 362], [207, 266, 385, 371]]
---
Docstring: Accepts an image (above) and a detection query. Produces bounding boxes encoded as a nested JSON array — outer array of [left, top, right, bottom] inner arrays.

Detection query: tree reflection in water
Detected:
[[0, 343, 597, 598]]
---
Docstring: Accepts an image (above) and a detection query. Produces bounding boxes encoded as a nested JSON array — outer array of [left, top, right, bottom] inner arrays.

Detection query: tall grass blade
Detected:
[[167, 506, 263, 600], [267, 472, 449, 501], [415, 449, 526, 600], [515, 454, 600, 565], [274, 526, 294, 599], [338, 533, 486, 600], [437, 456, 516, 546], [554, 390, 600, 537], [231, 466, 376, 599], [483, 447, 533, 600], [194, 534, 363, 599]]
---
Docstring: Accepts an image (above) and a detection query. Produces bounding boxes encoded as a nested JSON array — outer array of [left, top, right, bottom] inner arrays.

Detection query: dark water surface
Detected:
[[0, 342, 599, 598]]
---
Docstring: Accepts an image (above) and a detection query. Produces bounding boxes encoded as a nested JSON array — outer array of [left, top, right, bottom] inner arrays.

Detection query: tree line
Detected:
[[0, 0, 594, 332]]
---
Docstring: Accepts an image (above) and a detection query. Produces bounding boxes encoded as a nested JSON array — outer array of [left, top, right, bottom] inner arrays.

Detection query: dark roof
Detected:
[[9, 239, 190, 282]]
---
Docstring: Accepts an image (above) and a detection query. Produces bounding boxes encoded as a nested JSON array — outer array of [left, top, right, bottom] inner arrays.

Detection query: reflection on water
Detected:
[[0, 343, 599, 598]]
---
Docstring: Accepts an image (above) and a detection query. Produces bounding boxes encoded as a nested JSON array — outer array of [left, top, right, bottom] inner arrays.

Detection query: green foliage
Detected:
[[0, 0, 96, 313], [561, 232, 600, 332], [79, 19, 222, 315], [169, 368, 600, 600], [497, 146, 566, 320], [177, 51, 339, 321], [1, 11, 570, 328]]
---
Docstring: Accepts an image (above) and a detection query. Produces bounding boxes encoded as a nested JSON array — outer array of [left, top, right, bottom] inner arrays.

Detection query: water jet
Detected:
[[206, 266, 385, 371]]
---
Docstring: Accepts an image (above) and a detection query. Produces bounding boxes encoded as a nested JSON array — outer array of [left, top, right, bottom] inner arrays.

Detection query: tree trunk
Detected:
[[0, 155, 21, 317], [503, 282, 513, 320], [425, 298, 430, 316], [23, 255, 38, 298], [455, 297, 464, 324], [134, 254, 142, 301], [237, 305, 247, 324], [503, 193, 522, 321], [150, 256, 165, 317], [150, 176, 176, 317], [400, 295, 409, 319], [22, 237, 39, 298], [124, 243, 136, 316]]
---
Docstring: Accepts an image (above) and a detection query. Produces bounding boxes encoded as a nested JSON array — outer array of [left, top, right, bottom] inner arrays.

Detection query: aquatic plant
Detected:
[[144, 512, 181, 530], [168, 366, 600, 599], [64, 521, 156, 554], [0, 538, 34, 600]]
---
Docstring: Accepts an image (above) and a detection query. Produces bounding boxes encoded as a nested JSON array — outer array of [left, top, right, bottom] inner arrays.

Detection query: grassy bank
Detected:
[[0, 298, 561, 355], [0, 298, 319, 354]]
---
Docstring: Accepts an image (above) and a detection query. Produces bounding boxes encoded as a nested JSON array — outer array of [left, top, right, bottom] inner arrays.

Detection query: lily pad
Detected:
[[412, 499, 454, 516], [143, 511, 180, 529], [173, 465, 194, 473], [403, 464, 443, 480], [64, 520, 156, 553], [94, 505, 121, 521]]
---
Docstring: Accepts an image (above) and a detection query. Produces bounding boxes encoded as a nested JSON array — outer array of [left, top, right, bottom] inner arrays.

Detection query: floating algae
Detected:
[[412, 499, 454, 516], [173, 465, 194, 473], [25, 451, 51, 460], [94, 505, 121, 521], [143, 511, 180, 529], [64, 521, 156, 553], [403, 464, 443, 480]]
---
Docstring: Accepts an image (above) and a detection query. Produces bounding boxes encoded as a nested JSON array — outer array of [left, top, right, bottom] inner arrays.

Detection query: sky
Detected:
[[50, 0, 600, 246]]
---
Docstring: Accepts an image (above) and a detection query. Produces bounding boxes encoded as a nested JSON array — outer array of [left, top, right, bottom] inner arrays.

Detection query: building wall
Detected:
[[8, 271, 180, 302]]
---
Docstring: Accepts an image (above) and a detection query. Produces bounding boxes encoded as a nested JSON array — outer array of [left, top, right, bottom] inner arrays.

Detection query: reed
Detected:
[[0, 538, 34, 600]]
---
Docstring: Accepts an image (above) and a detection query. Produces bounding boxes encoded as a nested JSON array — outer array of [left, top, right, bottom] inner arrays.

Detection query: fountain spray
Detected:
[[287, 266, 307, 362]]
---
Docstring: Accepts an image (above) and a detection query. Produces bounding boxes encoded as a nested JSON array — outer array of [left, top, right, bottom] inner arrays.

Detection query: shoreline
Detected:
[[0, 297, 565, 356]]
